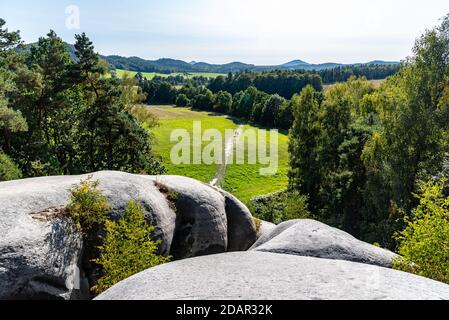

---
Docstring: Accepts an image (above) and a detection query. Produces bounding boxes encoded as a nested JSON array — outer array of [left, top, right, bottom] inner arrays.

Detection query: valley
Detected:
[[144, 106, 289, 204]]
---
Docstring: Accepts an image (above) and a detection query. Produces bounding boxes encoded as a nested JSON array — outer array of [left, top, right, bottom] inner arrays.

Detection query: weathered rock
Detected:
[[250, 219, 397, 268], [0, 171, 257, 299], [218, 190, 257, 252], [158, 176, 229, 260], [256, 220, 276, 240], [95, 251, 449, 300], [0, 218, 88, 300]]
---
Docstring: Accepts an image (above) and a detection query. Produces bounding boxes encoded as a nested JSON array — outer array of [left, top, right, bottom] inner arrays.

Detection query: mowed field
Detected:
[[145, 106, 289, 204], [222, 125, 289, 204], [149, 106, 238, 183], [115, 69, 224, 80]]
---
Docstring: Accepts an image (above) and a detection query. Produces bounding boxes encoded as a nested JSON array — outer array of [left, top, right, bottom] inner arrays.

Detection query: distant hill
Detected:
[[102, 55, 399, 74], [22, 42, 400, 74]]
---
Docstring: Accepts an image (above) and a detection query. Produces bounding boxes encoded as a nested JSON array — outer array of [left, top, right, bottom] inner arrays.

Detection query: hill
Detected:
[[20, 41, 400, 76], [104, 54, 399, 73]]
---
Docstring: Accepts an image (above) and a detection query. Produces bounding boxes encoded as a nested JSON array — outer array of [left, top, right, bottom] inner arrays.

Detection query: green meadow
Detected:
[[145, 106, 289, 204], [149, 106, 237, 183], [222, 125, 289, 204]]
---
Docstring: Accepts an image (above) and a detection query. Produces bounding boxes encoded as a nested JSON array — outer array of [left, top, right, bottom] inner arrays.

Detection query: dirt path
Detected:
[[210, 125, 244, 187]]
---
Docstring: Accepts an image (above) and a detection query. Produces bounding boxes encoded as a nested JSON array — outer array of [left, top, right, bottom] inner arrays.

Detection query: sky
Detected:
[[1, 0, 449, 65]]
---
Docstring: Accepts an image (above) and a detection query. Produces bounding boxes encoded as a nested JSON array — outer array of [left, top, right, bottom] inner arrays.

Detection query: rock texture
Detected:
[[0, 171, 256, 300], [95, 251, 449, 300], [250, 219, 397, 268], [255, 220, 276, 240], [218, 190, 258, 252]]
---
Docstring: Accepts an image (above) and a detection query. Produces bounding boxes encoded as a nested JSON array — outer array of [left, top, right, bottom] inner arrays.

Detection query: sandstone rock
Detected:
[[218, 190, 257, 252], [0, 171, 257, 299], [157, 176, 228, 260], [250, 219, 397, 268], [95, 251, 449, 300], [256, 220, 276, 240], [0, 218, 88, 300]]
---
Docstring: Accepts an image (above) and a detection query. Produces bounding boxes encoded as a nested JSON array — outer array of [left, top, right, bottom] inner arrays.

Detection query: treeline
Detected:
[[151, 74, 210, 86], [135, 67, 398, 131], [318, 64, 400, 83], [288, 16, 449, 250], [207, 65, 399, 99], [0, 19, 164, 181], [208, 71, 323, 99], [173, 84, 294, 129]]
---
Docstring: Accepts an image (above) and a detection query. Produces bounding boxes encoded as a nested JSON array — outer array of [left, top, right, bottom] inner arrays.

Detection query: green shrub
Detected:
[[65, 178, 169, 295], [393, 179, 449, 284], [175, 93, 190, 107], [250, 190, 311, 225], [91, 200, 170, 294], [0, 150, 22, 181], [66, 176, 110, 233]]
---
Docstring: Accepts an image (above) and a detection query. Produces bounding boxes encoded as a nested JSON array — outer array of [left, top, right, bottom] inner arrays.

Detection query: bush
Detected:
[[175, 93, 190, 107], [250, 190, 311, 225], [213, 91, 232, 113], [393, 179, 449, 284], [0, 150, 22, 181], [66, 176, 110, 233], [65, 178, 169, 295], [91, 200, 170, 294]]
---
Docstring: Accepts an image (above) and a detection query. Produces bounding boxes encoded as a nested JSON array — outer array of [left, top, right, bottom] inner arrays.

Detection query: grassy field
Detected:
[[144, 106, 289, 204], [115, 69, 224, 80], [222, 125, 289, 204], [148, 106, 238, 183]]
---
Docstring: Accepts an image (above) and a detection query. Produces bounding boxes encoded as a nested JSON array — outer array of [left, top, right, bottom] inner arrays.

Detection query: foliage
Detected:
[[208, 71, 322, 99], [288, 78, 380, 239], [360, 15, 449, 245], [65, 178, 169, 295], [287, 15, 449, 248], [260, 94, 285, 127], [66, 176, 110, 233], [319, 64, 400, 84], [0, 20, 165, 178], [394, 179, 449, 284], [91, 200, 170, 294], [191, 87, 215, 110], [250, 190, 311, 225], [0, 150, 22, 181], [0, 18, 21, 52], [213, 90, 232, 113], [175, 93, 190, 107]]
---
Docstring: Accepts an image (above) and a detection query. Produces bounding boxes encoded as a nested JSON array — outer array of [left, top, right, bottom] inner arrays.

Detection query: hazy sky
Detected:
[[1, 0, 448, 64]]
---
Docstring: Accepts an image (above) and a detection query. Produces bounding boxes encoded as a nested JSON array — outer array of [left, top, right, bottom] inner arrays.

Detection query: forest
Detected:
[[1, 13, 449, 285], [0, 19, 164, 181]]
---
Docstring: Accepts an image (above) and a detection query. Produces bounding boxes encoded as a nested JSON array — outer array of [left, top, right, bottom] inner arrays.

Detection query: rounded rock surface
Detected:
[[95, 251, 449, 300]]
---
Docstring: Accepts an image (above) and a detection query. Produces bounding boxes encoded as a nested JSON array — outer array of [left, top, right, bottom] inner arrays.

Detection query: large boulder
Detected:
[[217, 190, 258, 252], [0, 171, 257, 300], [250, 219, 397, 268], [255, 220, 276, 240], [95, 251, 449, 300]]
